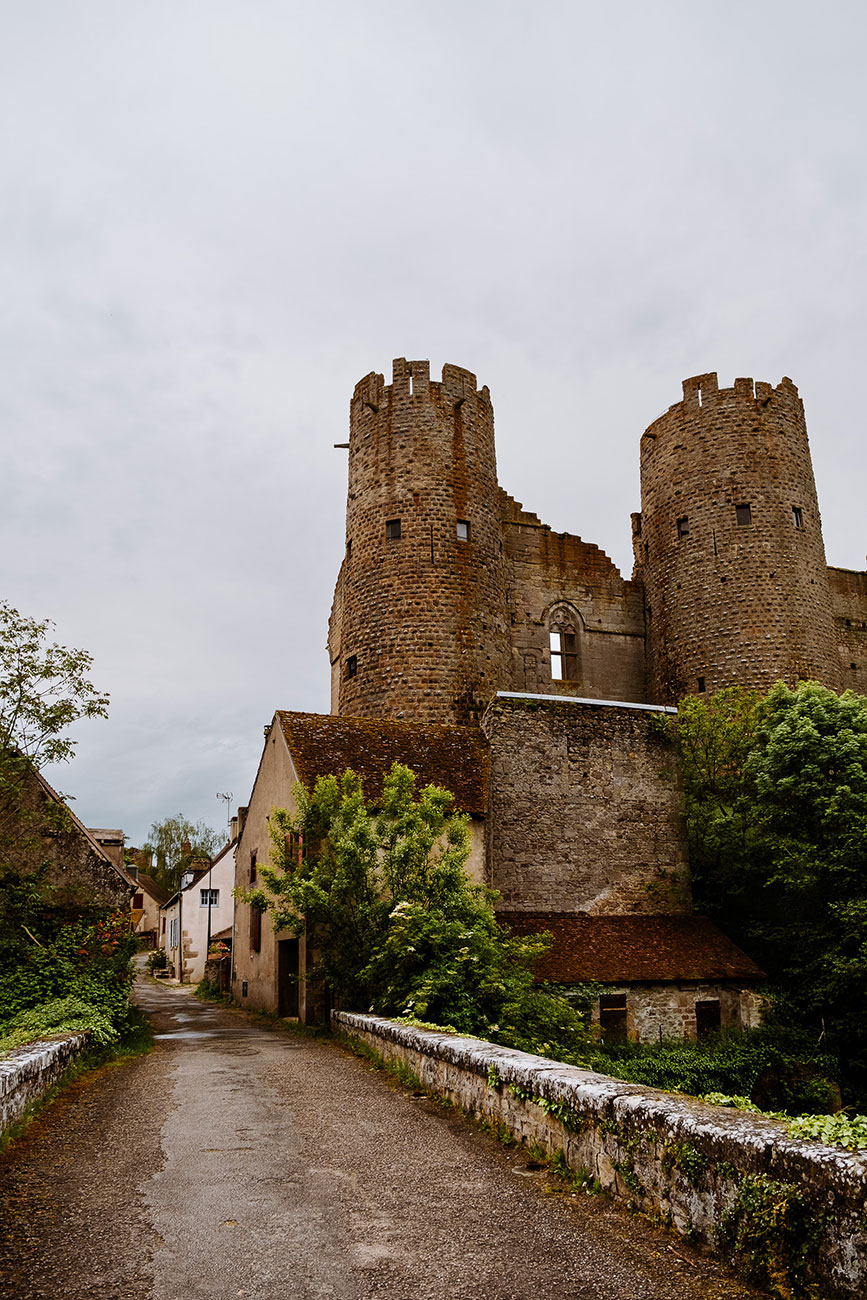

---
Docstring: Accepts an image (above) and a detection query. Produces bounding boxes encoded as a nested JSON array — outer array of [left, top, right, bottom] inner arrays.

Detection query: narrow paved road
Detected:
[[0, 974, 763, 1300]]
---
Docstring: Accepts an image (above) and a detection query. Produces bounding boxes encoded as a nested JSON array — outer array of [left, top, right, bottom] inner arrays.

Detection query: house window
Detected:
[[550, 630, 579, 681], [792, 505, 803, 529], [385, 519, 401, 540], [696, 999, 721, 1037], [676, 516, 690, 538], [697, 676, 706, 693], [200, 888, 219, 907], [250, 904, 262, 954], [161, 916, 166, 934], [456, 519, 470, 541], [249, 851, 257, 884], [132, 892, 144, 909], [285, 831, 303, 865], [735, 503, 752, 526], [169, 918, 179, 948], [599, 993, 628, 1043], [347, 655, 358, 678]]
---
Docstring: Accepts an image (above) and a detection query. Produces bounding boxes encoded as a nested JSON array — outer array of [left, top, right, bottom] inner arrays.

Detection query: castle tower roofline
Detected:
[[351, 359, 490, 414]]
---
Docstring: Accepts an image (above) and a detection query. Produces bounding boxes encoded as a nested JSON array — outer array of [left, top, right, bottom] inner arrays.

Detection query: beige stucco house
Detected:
[[231, 711, 489, 1021], [161, 838, 236, 984]]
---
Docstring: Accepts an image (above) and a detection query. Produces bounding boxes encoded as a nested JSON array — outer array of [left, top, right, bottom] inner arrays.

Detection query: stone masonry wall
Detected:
[[500, 490, 646, 703], [0, 1033, 89, 1137], [328, 359, 512, 724], [482, 694, 689, 914], [638, 373, 841, 704], [334, 1013, 867, 1300], [829, 565, 867, 696], [592, 982, 764, 1041]]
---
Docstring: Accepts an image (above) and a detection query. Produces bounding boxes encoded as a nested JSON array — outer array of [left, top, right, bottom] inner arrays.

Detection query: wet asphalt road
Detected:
[[0, 973, 764, 1300]]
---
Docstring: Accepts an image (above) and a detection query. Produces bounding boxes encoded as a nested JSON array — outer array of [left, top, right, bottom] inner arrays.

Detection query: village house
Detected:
[[161, 837, 236, 984], [1, 757, 133, 913], [127, 866, 169, 948], [232, 711, 488, 1021]]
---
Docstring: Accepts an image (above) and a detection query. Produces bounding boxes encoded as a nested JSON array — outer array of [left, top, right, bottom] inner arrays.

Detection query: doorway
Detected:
[[278, 938, 300, 1017]]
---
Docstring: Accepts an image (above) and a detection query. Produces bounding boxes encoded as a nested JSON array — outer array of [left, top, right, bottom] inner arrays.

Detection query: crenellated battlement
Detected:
[[351, 359, 487, 416], [676, 372, 800, 412]]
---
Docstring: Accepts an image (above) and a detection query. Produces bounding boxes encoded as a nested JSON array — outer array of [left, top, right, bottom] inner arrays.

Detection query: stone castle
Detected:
[[231, 358, 864, 1038], [328, 360, 867, 720]]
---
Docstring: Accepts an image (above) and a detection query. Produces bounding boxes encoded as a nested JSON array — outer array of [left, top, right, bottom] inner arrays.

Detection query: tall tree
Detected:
[[143, 815, 224, 893], [0, 601, 110, 870], [675, 681, 867, 1104]]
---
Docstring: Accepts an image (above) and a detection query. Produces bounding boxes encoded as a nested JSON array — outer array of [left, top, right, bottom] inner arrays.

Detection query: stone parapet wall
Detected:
[[334, 1012, 867, 1300], [0, 1033, 89, 1137]]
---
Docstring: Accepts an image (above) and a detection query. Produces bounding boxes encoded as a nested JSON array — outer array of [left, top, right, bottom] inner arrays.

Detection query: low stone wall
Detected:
[[335, 1012, 867, 1300], [0, 1033, 89, 1137]]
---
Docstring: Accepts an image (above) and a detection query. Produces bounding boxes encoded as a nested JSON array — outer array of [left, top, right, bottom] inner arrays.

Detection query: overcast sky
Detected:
[[2, 1, 865, 847]]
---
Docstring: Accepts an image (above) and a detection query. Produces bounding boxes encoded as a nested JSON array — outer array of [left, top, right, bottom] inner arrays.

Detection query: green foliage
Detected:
[[785, 1112, 867, 1150], [0, 601, 110, 769], [675, 681, 867, 1107], [143, 815, 224, 893], [591, 1029, 838, 1114], [717, 1173, 823, 1299], [699, 1091, 763, 1113], [250, 763, 592, 1050], [0, 995, 119, 1053], [0, 898, 137, 1045]]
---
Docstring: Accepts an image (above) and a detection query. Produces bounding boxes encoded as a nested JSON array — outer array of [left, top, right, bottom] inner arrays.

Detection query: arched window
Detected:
[[548, 606, 581, 682]]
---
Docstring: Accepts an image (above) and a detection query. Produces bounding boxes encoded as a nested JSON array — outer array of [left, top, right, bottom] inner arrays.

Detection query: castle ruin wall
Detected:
[[481, 694, 690, 914]]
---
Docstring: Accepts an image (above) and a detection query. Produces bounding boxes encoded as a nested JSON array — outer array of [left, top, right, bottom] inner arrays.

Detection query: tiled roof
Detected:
[[499, 913, 765, 983], [276, 711, 489, 816], [136, 873, 169, 906]]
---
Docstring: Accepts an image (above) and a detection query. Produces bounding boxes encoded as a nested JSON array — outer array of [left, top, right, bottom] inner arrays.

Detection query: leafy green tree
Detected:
[[0, 601, 110, 868], [249, 762, 591, 1054], [675, 681, 867, 1105], [143, 815, 225, 893]]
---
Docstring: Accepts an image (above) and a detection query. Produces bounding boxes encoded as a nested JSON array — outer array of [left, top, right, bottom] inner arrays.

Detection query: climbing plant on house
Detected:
[[248, 762, 593, 1054]]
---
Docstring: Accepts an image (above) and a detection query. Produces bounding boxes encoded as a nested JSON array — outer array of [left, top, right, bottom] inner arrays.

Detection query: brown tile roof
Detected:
[[276, 711, 489, 817], [136, 873, 170, 906], [498, 913, 765, 983]]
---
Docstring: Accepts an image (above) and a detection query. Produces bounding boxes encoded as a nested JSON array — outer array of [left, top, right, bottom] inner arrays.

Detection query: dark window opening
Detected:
[[735, 503, 752, 526], [696, 999, 721, 1037], [132, 892, 144, 909], [550, 630, 579, 681], [241, 980, 248, 998], [161, 916, 166, 933], [792, 505, 803, 529], [599, 993, 628, 1043], [697, 676, 706, 693], [285, 831, 304, 864], [250, 903, 262, 954], [852, 663, 858, 670], [456, 519, 470, 541], [677, 516, 690, 538], [249, 851, 257, 884], [347, 655, 358, 678], [385, 519, 401, 540], [346, 538, 352, 555]]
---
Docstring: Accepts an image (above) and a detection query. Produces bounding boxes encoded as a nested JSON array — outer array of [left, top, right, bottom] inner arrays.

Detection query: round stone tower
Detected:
[[637, 372, 841, 703], [327, 358, 512, 724]]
